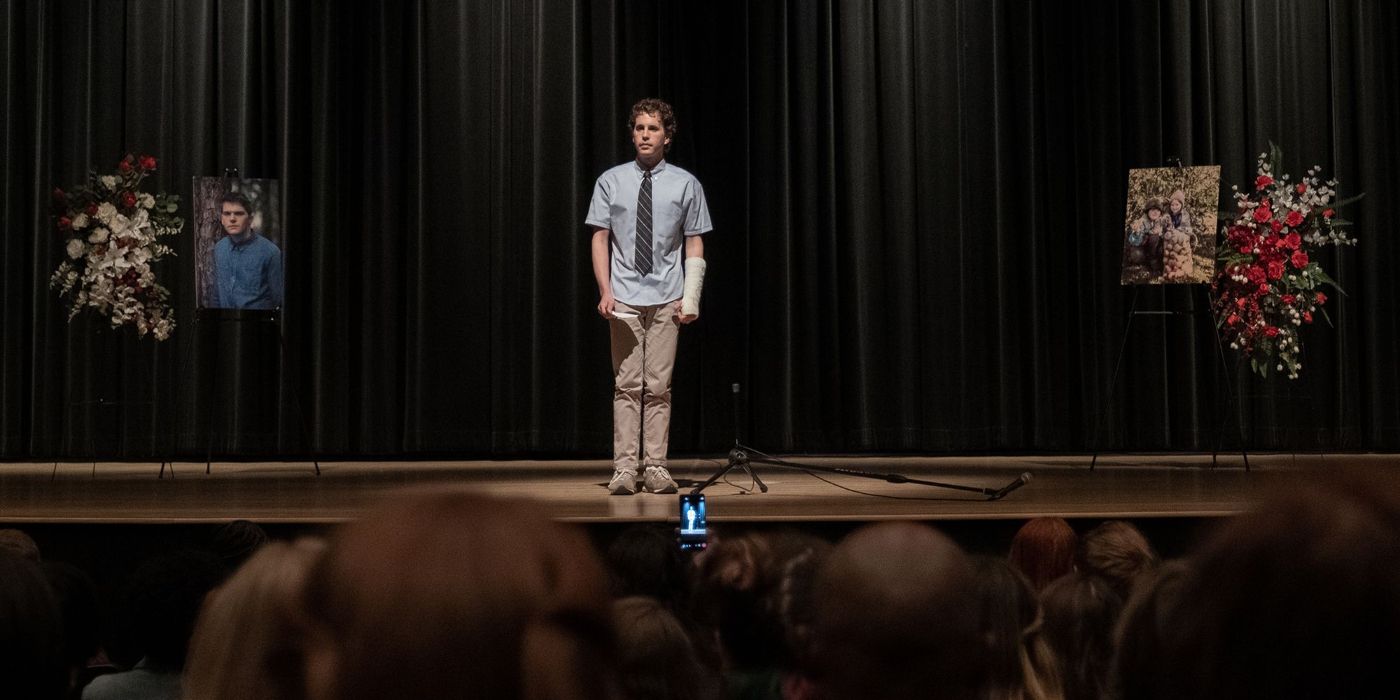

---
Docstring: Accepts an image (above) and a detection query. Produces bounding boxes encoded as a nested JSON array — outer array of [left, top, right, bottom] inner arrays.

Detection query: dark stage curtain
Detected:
[[2, 0, 1398, 459]]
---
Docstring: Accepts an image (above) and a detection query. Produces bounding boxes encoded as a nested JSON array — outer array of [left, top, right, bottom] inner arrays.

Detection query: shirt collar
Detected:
[[633, 158, 667, 177]]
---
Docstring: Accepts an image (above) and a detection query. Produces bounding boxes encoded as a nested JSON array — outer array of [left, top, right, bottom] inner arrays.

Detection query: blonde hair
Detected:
[[184, 538, 326, 700]]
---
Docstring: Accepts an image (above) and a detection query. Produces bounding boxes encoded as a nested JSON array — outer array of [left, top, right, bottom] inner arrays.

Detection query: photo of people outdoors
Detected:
[[1120, 166, 1219, 285], [193, 177, 284, 310]]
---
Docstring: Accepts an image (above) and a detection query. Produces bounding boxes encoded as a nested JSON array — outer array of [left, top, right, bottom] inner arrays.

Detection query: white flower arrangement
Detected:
[[50, 154, 183, 340]]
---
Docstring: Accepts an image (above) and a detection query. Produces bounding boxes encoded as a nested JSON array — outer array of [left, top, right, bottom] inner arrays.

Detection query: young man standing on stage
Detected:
[[586, 98, 710, 495]]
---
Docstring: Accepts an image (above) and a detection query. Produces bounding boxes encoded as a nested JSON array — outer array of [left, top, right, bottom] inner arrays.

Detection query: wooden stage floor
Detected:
[[5, 452, 1396, 525]]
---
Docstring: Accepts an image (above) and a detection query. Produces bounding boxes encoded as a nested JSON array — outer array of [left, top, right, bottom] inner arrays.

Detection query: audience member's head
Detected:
[[1111, 559, 1193, 699], [689, 528, 830, 673], [1008, 517, 1078, 593], [799, 522, 983, 700], [1126, 472, 1400, 699], [1040, 572, 1123, 700], [185, 538, 326, 700], [606, 524, 689, 607], [1077, 520, 1157, 600], [42, 560, 105, 688], [0, 554, 67, 700], [970, 556, 1061, 700], [210, 519, 270, 570], [299, 490, 616, 700], [115, 548, 226, 671], [612, 596, 718, 700], [0, 527, 41, 560]]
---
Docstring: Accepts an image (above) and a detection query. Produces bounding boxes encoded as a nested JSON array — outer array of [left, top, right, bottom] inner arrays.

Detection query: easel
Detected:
[[168, 168, 319, 478], [50, 321, 174, 480], [1089, 159, 1249, 471]]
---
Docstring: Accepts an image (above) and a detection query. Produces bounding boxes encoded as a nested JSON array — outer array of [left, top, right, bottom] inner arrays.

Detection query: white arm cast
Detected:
[[682, 257, 706, 317]]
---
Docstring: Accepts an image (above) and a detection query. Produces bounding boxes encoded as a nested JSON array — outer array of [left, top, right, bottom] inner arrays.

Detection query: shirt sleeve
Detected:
[[584, 176, 612, 231], [683, 178, 713, 235]]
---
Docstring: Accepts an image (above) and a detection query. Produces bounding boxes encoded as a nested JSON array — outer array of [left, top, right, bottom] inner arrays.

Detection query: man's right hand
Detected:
[[598, 293, 616, 318]]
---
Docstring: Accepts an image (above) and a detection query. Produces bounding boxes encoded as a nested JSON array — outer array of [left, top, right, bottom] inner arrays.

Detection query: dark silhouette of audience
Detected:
[[85, 549, 225, 700], [688, 528, 830, 699], [6, 470, 1400, 700], [970, 556, 1062, 700], [796, 522, 985, 700], [612, 595, 719, 700], [184, 538, 326, 700], [298, 491, 617, 700], [1077, 520, 1158, 601], [1041, 571, 1123, 700], [1, 553, 68, 700], [1122, 472, 1400, 699], [1008, 516, 1078, 593]]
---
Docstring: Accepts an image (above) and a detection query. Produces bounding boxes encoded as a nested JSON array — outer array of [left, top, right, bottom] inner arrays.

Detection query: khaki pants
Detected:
[[609, 300, 680, 472]]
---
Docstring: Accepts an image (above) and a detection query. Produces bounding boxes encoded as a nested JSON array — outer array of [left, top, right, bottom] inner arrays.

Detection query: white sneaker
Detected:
[[609, 469, 638, 496], [643, 466, 678, 494]]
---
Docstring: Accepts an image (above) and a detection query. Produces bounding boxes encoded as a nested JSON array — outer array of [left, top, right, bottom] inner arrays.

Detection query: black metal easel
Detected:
[[166, 167, 318, 478], [1089, 159, 1248, 470], [1087, 285, 1249, 471]]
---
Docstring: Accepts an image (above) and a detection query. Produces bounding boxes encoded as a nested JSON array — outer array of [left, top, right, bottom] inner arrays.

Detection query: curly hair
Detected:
[[628, 98, 678, 149]]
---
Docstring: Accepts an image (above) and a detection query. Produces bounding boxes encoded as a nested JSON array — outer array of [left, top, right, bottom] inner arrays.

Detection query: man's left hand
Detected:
[[675, 300, 697, 324]]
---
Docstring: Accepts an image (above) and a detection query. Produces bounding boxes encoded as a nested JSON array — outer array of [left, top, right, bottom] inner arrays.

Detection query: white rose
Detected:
[[100, 175, 118, 190], [140, 193, 155, 209], [88, 227, 109, 244], [96, 202, 117, 223], [66, 239, 86, 259], [71, 213, 89, 229]]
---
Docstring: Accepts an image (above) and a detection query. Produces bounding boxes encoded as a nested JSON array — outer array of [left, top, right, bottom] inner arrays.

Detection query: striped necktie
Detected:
[[635, 169, 653, 275]]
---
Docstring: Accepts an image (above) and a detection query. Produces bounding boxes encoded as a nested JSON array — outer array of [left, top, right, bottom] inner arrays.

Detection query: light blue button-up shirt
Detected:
[[586, 159, 712, 306], [212, 233, 284, 310]]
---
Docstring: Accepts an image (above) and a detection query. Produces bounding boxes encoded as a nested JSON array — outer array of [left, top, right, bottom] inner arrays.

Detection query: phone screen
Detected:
[[678, 493, 707, 550]]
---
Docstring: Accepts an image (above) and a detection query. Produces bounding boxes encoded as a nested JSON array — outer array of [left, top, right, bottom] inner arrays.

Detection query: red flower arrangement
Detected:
[[49, 154, 183, 340], [1212, 144, 1360, 379]]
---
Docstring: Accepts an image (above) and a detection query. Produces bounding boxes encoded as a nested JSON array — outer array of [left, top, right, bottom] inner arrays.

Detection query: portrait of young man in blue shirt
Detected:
[[211, 191, 284, 310]]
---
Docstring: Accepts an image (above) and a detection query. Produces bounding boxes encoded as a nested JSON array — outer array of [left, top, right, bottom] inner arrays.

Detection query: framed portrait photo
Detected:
[[1121, 166, 1219, 285], [193, 177, 284, 311]]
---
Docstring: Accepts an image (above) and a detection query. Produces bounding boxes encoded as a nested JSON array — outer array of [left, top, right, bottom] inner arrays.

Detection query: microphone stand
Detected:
[[688, 384, 1032, 501]]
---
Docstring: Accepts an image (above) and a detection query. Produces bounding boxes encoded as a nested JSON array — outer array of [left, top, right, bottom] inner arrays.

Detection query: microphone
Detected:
[[991, 472, 1033, 500]]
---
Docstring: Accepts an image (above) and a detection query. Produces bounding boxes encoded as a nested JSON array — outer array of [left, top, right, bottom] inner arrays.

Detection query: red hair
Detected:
[[1008, 517, 1078, 593]]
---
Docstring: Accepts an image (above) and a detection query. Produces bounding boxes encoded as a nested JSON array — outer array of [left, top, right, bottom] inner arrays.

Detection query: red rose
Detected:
[[1246, 266, 1267, 285], [1285, 210, 1304, 227], [86, 203, 99, 217], [121, 191, 138, 209], [118, 159, 132, 173], [1303, 311, 1313, 323], [1270, 220, 1283, 233], [1323, 208, 1334, 218], [140, 155, 157, 171], [57, 215, 72, 230], [1284, 232, 1301, 249], [1281, 294, 1295, 304], [1315, 292, 1327, 304], [1290, 250, 1309, 269], [1259, 283, 1272, 294], [1296, 183, 1307, 194], [1256, 175, 1274, 190], [1265, 326, 1279, 337], [1267, 260, 1285, 280], [1238, 244, 1252, 254], [1252, 204, 1272, 223], [1235, 297, 1248, 309], [1227, 313, 1241, 325]]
